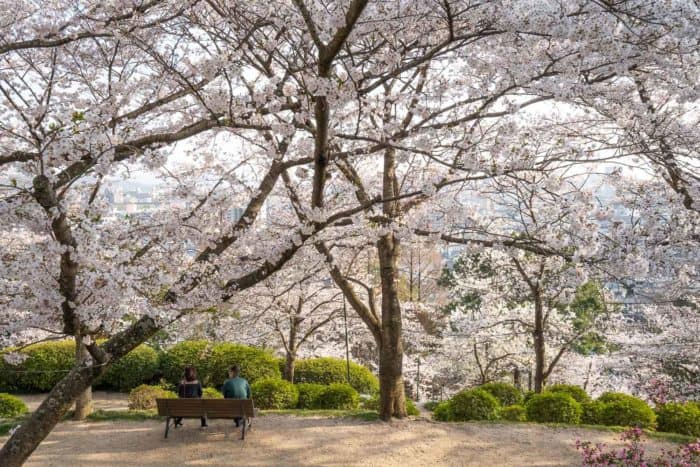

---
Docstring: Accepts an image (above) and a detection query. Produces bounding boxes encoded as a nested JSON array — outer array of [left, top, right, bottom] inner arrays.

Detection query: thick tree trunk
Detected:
[[377, 232, 407, 420], [533, 294, 546, 393], [0, 316, 159, 467], [73, 335, 92, 420]]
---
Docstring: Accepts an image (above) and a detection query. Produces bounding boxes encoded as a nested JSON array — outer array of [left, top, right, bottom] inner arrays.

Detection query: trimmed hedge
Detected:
[[545, 384, 591, 403], [1, 340, 75, 392], [479, 382, 523, 406], [501, 404, 527, 422], [293, 358, 379, 394], [0, 393, 28, 418], [296, 383, 327, 409], [128, 384, 176, 410], [451, 388, 501, 421], [317, 383, 359, 410], [526, 392, 582, 424], [597, 393, 656, 429], [202, 387, 223, 399], [656, 403, 700, 437], [99, 344, 160, 392], [251, 378, 298, 409], [160, 341, 280, 388]]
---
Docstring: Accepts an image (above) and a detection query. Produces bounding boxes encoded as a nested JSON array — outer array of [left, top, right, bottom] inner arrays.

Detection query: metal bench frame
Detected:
[[156, 398, 255, 440]]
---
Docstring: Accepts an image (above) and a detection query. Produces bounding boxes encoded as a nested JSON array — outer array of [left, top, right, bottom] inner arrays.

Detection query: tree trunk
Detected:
[[73, 334, 93, 420], [377, 232, 407, 420], [533, 294, 546, 393], [0, 316, 159, 467], [284, 352, 296, 383]]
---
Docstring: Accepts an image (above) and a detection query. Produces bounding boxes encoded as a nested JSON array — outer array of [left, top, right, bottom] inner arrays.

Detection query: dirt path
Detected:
[[1, 415, 679, 466]]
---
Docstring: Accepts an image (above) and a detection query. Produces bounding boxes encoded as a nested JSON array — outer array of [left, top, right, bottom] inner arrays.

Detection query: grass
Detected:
[[86, 409, 163, 422], [0, 416, 27, 435], [261, 409, 379, 421]]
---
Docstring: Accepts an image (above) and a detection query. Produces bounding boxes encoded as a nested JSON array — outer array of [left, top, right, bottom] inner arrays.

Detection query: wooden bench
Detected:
[[156, 398, 256, 440]]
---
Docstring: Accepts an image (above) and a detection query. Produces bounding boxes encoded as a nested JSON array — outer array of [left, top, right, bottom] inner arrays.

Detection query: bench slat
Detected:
[[156, 398, 255, 419]]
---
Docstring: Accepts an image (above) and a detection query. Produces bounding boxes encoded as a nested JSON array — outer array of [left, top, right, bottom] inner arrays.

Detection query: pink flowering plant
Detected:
[[576, 427, 700, 466]]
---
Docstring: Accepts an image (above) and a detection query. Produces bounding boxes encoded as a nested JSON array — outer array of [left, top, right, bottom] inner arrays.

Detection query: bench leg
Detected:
[[241, 417, 247, 440], [164, 417, 171, 439]]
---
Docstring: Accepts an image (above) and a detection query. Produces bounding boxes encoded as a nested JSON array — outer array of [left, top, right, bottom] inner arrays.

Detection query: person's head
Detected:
[[183, 366, 197, 382], [228, 365, 240, 378]]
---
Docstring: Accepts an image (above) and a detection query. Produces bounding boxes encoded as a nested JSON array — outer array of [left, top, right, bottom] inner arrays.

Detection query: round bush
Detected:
[[424, 401, 439, 412], [202, 387, 223, 399], [656, 403, 700, 437], [479, 382, 523, 406], [99, 344, 160, 392], [501, 404, 527, 422], [545, 384, 591, 403], [451, 388, 501, 421], [581, 400, 605, 425], [204, 343, 281, 388], [597, 393, 656, 429], [433, 400, 455, 421], [296, 383, 327, 409], [294, 358, 379, 394], [317, 383, 360, 409], [128, 384, 176, 410], [159, 340, 211, 386], [251, 378, 298, 409], [0, 393, 28, 418], [526, 392, 582, 424]]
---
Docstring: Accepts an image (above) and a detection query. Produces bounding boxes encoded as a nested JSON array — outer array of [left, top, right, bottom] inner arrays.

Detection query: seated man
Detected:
[[221, 364, 251, 427]]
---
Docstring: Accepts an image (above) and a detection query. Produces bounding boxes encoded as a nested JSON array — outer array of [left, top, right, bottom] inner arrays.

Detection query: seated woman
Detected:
[[175, 366, 207, 428]]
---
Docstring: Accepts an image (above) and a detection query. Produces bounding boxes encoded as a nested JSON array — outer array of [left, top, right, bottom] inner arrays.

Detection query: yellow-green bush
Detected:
[[9, 341, 75, 392], [251, 378, 298, 409], [128, 384, 176, 410], [202, 387, 223, 399], [545, 384, 591, 403], [479, 382, 523, 406], [526, 392, 582, 424], [501, 404, 527, 422], [597, 393, 656, 429], [0, 393, 28, 418], [450, 388, 501, 421], [99, 344, 159, 392], [296, 383, 327, 409], [656, 402, 700, 436], [316, 383, 359, 410], [294, 358, 378, 394], [433, 400, 455, 421]]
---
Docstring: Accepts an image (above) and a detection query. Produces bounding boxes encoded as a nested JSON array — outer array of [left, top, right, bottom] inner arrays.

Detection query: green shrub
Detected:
[[597, 393, 656, 429], [450, 388, 501, 421], [656, 403, 700, 437], [202, 387, 223, 399], [159, 340, 211, 386], [581, 400, 605, 425], [433, 400, 455, 421], [424, 401, 439, 412], [128, 384, 176, 410], [296, 383, 327, 409], [523, 390, 536, 404], [205, 343, 281, 388], [406, 398, 420, 416], [317, 383, 360, 410], [479, 382, 523, 406], [99, 344, 160, 392], [160, 341, 280, 388], [545, 384, 591, 403], [3, 341, 75, 392], [251, 378, 298, 409], [501, 404, 527, 422], [294, 358, 379, 394], [0, 393, 28, 418], [526, 392, 582, 424]]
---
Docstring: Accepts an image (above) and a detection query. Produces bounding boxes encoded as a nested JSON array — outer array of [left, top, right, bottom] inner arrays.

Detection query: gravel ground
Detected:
[[1, 414, 680, 466]]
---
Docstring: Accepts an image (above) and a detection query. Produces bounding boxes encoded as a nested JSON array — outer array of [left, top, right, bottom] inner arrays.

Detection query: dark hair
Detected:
[[229, 365, 240, 375], [183, 366, 198, 382]]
